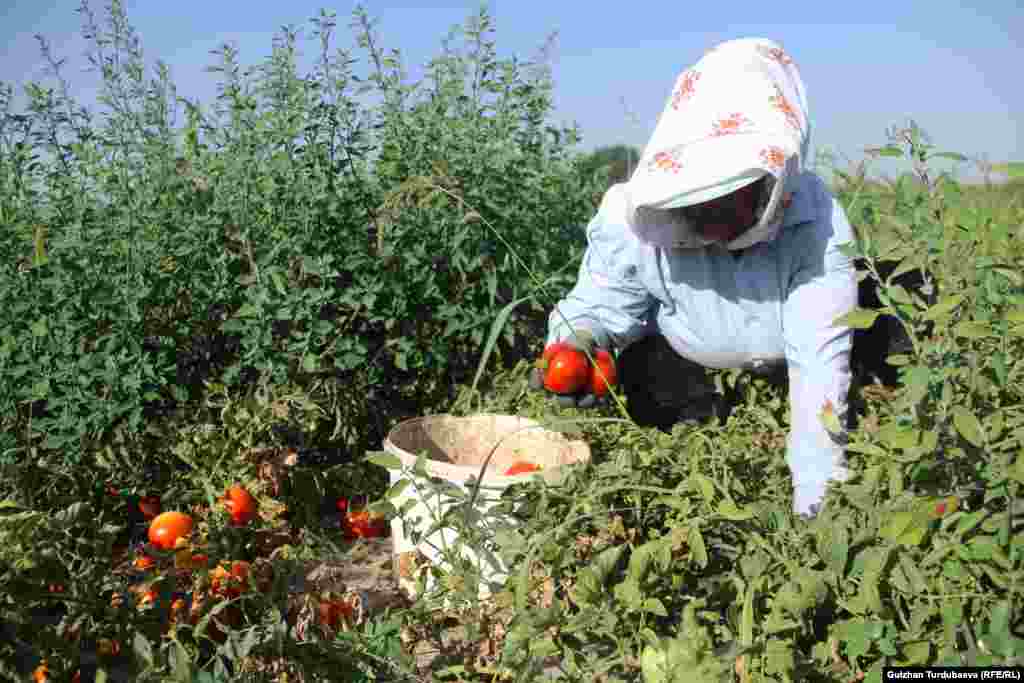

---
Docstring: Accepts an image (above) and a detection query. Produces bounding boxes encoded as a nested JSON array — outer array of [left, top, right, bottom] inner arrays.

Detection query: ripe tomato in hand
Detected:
[[148, 511, 194, 551], [221, 485, 258, 526], [541, 340, 575, 363], [504, 461, 541, 476], [541, 347, 590, 395], [588, 348, 618, 398]]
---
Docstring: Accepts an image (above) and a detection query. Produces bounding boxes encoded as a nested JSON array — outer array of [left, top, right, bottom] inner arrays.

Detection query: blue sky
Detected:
[[2, 1, 1020, 183]]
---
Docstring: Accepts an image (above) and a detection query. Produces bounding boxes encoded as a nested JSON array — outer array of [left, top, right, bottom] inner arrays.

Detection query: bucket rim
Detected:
[[382, 413, 590, 482]]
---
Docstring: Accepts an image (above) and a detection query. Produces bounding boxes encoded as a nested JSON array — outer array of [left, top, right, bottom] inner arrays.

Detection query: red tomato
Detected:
[[343, 510, 388, 540], [148, 511, 194, 551], [210, 560, 251, 598], [588, 348, 618, 398], [932, 496, 959, 519], [542, 347, 590, 395], [336, 497, 349, 512], [138, 495, 161, 520], [33, 661, 49, 682], [133, 554, 156, 570], [221, 485, 258, 526], [541, 340, 575, 363], [504, 461, 542, 476], [318, 597, 355, 631], [169, 596, 188, 624], [137, 588, 158, 608]]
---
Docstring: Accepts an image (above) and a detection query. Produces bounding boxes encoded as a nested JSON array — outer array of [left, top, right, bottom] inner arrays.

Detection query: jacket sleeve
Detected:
[[782, 191, 858, 515], [547, 186, 656, 351]]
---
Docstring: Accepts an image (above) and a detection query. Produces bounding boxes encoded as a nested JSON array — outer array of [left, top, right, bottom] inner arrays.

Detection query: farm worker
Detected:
[[533, 38, 857, 517]]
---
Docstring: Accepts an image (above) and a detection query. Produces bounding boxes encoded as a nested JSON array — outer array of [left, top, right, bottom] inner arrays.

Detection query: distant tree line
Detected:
[[577, 144, 642, 191]]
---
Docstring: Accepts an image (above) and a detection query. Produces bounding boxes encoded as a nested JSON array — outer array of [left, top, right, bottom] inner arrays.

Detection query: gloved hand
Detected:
[[528, 329, 617, 409]]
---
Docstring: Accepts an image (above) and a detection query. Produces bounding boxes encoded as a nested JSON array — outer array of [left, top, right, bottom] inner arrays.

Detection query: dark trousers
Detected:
[[618, 262, 923, 433]]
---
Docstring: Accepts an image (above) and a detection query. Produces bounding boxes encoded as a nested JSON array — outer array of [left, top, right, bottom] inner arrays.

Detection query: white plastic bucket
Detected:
[[383, 414, 591, 599]]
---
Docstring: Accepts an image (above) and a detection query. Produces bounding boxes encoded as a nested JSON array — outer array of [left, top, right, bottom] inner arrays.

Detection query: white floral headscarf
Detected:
[[624, 38, 810, 251]]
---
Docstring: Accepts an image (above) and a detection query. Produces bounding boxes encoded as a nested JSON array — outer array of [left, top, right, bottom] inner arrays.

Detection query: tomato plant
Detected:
[[221, 485, 258, 526], [148, 511, 194, 550]]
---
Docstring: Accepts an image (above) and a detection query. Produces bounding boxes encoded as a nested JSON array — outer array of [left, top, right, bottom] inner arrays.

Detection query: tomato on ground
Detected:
[[148, 511, 194, 551], [318, 595, 356, 631], [134, 554, 156, 570], [209, 560, 252, 598], [342, 509, 388, 540], [221, 485, 258, 526]]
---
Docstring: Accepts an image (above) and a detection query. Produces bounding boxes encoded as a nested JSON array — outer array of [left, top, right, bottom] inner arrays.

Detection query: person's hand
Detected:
[[528, 330, 615, 409]]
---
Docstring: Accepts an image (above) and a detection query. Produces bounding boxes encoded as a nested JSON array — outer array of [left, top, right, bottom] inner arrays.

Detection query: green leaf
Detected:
[[987, 266, 1023, 288], [952, 320, 993, 339], [832, 307, 880, 329], [927, 151, 968, 162], [365, 451, 403, 470], [921, 294, 966, 321], [950, 406, 985, 447], [270, 270, 287, 296], [235, 303, 260, 318], [879, 511, 928, 547], [688, 526, 708, 569], [845, 443, 888, 458], [642, 597, 669, 617], [740, 579, 757, 646], [1008, 455, 1024, 485], [641, 644, 669, 683], [385, 479, 410, 501], [301, 354, 319, 373], [132, 632, 154, 668], [828, 525, 850, 577], [875, 145, 904, 158], [717, 500, 754, 521], [690, 473, 716, 504], [469, 293, 535, 399], [901, 641, 931, 665]]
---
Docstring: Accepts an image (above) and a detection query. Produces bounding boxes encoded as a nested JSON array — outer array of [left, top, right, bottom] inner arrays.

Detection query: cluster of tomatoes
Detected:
[[336, 497, 388, 540], [29, 447, 404, 682], [537, 341, 618, 397]]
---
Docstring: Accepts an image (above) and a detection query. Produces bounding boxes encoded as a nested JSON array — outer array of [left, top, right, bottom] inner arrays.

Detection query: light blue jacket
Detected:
[[546, 171, 857, 514]]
